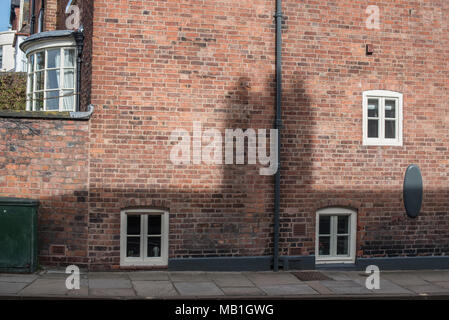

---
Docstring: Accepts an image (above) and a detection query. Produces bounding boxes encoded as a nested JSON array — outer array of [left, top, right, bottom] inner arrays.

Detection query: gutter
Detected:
[[273, 0, 283, 272], [30, 0, 36, 35], [73, 31, 85, 112]]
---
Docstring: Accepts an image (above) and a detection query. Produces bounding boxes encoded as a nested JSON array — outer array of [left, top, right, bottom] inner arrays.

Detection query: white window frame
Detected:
[[363, 90, 403, 146], [120, 209, 169, 267], [315, 207, 357, 264], [26, 46, 77, 112]]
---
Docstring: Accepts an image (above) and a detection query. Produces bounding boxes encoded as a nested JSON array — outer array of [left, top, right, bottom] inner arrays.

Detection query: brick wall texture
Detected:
[[0, 119, 89, 266], [1, 0, 448, 269]]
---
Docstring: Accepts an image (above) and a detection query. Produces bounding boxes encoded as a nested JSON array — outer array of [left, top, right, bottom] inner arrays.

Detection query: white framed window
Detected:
[[315, 207, 357, 264], [120, 209, 169, 267], [26, 47, 77, 111], [363, 90, 403, 146]]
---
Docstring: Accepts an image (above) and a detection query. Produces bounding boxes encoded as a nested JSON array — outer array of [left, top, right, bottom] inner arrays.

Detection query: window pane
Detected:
[[64, 49, 75, 68], [27, 94, 32, 110], [148, 215, 161, 235], [34, 92, 43, 111], [337, 216, 349, 234], [46, 69, 60, 89], [46, 91, 59, 111], [148, 237, 161, 257], [27, 74, 33, 93], [63, 69, 74, 88], [319, 216, 330, 235], [47, 49, 60, 68], [36, 52, 44, 70], [62, 90, 75, 111], [35, 71, 44, 90], [126, 237, 140, 257], [385, 100, 396, 118], [367, 99, 378, 117], [319, 236, 330, 256], [385, 120, 396, 139], [368, 119, 378, 138], [337, 236, 349, 255], [127, 215, 141, 235], [29, 54, 34, 72]]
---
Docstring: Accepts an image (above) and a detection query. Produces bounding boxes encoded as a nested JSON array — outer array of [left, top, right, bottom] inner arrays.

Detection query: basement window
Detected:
[[315, 207, 356, 264], [363, 90, 403, 146], [120, 209, 169, 267]]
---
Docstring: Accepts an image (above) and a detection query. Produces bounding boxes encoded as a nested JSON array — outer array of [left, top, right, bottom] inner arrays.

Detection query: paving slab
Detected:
[[319, 280, 361, 288], [174, 281, 224, 296], [350, 277, 413, 295], [0, 282, 30, 295], [327, 286, 372, 294], [320, 271, 353, 281], [414, 271, 449, 282], [89, 288, 136, 297], [133, 280, 178, 297], [381, 272, 429, 286], [221, 286, 266, 296], [318, 279, 372, 294], [19, 278, 69, 296], [0, 274, 38, 283], [305, 281, 334, 295], [67, 287, 89, 297], [244, 272, 302, 286], [368, 279, 413, 295], [128, 271, 169, 281], [260, 284, 318, 296], [89, 277, 132, 289], [342, 271, 370, 281], [39, 271, 88, 281], [87, 272, 128, 279], [407, 284, 449, 294], [206, 272, 254, 287], [434, 281, 449, 289], [169, 272, 208, 282]]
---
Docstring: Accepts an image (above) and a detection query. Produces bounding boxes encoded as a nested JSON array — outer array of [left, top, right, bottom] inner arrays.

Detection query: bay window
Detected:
[[20, 30, 81, 112], [26, 47, 76, 111]]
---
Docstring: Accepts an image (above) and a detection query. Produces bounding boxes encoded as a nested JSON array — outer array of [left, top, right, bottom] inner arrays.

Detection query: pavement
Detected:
[[0, 269, 449, 299]]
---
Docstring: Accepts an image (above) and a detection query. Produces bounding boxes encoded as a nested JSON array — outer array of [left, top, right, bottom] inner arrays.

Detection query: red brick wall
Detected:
[[43, 0, 58, 31], [11, 7, 21, 31], [87, 0, 448, 269], [0, 118, 90, 267], [280, 0, 449, 258], [78, 0, 94, 111], [88, 0, 276, 269]]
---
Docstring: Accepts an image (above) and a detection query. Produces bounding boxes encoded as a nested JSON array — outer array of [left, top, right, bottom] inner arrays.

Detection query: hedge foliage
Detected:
[[0, 72, 27, 111]]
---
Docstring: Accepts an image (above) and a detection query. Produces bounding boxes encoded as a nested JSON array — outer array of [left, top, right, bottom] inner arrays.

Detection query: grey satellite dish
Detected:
[[403, 164, 423, 218]]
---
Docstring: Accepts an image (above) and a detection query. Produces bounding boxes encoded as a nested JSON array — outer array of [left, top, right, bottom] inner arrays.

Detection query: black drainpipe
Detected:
[[30, 0, 36, 35], [73, 31, 84, 112], [273, 0, 283, 272]]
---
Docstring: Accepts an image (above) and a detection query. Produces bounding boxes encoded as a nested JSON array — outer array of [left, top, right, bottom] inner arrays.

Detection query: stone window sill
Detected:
[[0, 105, 94, 120]]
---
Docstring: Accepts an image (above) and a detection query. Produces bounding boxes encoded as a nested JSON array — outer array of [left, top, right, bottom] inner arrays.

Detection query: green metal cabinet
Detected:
[[0, 198, 39, 273]]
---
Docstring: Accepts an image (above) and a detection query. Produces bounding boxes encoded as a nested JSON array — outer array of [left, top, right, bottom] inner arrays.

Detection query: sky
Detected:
[[0, 0, 11, 32]]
